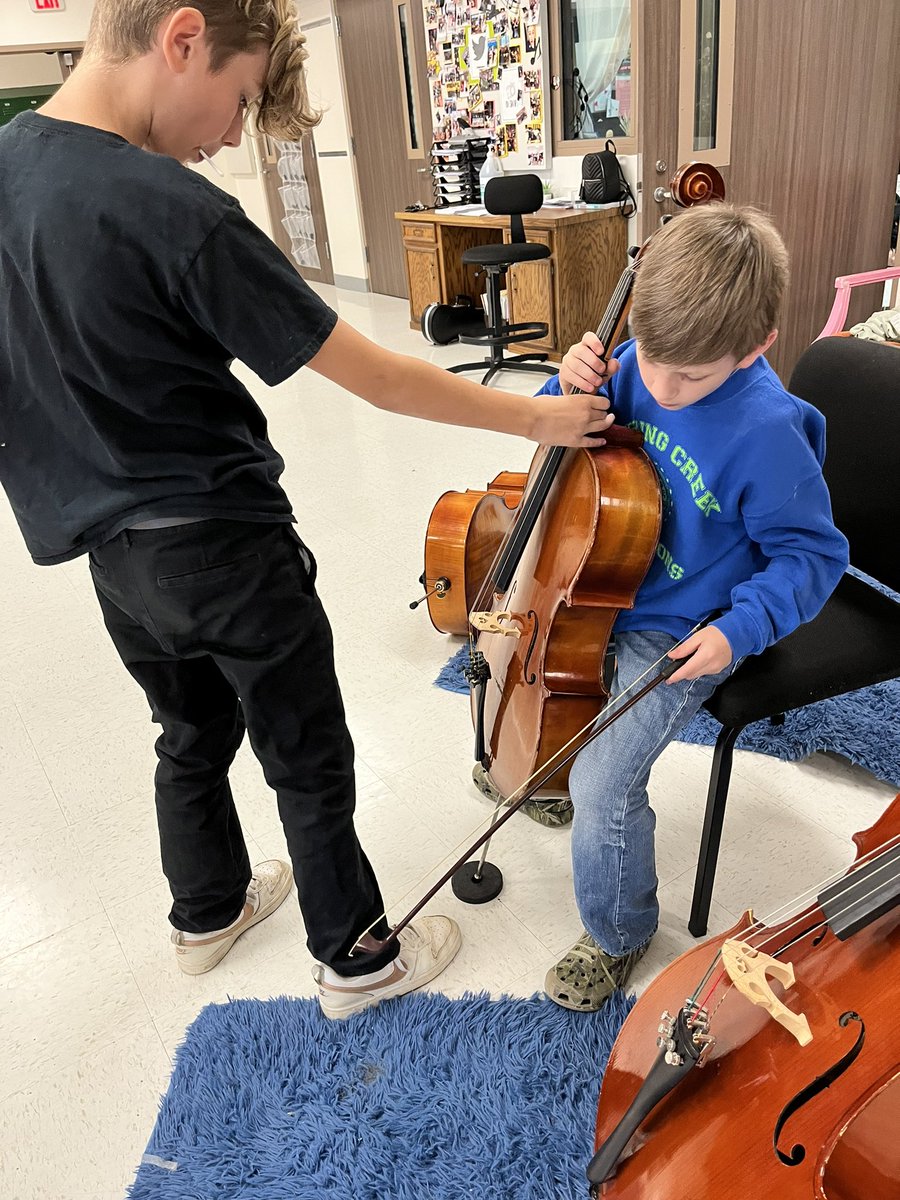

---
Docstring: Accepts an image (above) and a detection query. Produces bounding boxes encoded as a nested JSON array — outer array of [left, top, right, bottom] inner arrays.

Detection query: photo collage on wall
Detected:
[[423, 0, 547, 170]]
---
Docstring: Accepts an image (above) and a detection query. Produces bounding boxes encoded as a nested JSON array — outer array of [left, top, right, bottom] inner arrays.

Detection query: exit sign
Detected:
[[30, 0, 66, 10]]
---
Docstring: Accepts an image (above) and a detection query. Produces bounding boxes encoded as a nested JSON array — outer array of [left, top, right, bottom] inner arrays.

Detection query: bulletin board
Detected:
[[422, 0, 549, 170]]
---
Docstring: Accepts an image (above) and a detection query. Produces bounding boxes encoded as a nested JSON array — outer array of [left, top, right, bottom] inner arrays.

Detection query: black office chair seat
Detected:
[[687, 336, 900, 941], [447, 173, 558, 387], [462, 242, 551, 268], [707, 573, 900, 729]]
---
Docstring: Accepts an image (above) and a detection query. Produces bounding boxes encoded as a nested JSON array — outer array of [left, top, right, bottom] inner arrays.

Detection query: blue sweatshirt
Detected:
[[537, 340, 849, 661]]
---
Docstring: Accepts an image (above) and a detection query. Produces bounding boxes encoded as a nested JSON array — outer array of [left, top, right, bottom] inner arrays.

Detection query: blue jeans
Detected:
[[569, 630, 737, 957]]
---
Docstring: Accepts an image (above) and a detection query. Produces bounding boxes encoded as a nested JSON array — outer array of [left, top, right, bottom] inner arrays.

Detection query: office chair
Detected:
[[448, 174, 558, 387], [689, 335, 900, 936]]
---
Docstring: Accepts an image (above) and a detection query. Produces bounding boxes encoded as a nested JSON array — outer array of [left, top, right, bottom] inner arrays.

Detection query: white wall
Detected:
[[0, 0, 92, 47], [0, 51, 64, 87], [297, 0, 368, 286]]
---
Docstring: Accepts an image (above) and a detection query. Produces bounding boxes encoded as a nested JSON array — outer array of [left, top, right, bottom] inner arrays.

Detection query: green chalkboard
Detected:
[[0, 86, 59, 128]]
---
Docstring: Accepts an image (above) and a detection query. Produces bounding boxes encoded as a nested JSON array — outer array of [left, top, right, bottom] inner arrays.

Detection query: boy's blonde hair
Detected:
[[630, 203, 789, 365], [86, 1, 319, 140]]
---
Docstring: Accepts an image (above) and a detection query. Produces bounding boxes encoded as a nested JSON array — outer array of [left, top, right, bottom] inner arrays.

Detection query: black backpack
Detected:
[[580, 140, 636, 217]]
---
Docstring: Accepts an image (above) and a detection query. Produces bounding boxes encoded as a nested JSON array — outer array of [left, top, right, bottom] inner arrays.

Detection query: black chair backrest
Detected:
[[788, 336, 900, 591], [484, 173, 544, 244]]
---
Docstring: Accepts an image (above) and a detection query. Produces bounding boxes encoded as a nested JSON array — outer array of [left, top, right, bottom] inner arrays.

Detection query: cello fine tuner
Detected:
[[656, 1005, 716, 1067], [468, 609, 524, 638]]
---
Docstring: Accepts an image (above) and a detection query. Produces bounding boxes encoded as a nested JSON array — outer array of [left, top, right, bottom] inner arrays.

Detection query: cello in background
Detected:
[[413, 470, 527, 636], [587, 797, 900, 1199]]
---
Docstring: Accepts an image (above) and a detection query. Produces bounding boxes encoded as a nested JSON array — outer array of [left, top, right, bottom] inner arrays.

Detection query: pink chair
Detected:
[[816, 266, 900, 339]]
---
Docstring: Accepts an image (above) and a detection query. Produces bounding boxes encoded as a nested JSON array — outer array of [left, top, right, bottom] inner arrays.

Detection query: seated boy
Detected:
[[537, 203, 849, 1012], [0, 1, 609, 1020]]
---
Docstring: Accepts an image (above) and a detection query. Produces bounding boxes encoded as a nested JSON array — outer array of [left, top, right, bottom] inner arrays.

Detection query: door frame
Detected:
[[635, 0, 900, 379], [333, 0, 435, 297]]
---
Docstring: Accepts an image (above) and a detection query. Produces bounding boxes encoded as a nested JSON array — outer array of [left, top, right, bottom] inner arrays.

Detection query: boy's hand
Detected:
[[528, 390, 615, 447], [560, 332, 619, 396], [666, 626, 733, 684]]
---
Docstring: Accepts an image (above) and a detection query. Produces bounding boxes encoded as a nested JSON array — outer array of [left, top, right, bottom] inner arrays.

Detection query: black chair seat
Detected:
[[688, 337, 900, 940], [447, 173, 557, 387], [462, 242, 551, 268], [706, 573, 900, 728]]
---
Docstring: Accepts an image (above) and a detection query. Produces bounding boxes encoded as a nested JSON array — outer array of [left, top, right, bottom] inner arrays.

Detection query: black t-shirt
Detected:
[[0, 112, 338, 564]]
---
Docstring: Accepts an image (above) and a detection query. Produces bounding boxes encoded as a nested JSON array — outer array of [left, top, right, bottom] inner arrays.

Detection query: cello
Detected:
[[413, 162, 726, 648], [413, 163, 726, 802], [587, 797, 900, 1198]]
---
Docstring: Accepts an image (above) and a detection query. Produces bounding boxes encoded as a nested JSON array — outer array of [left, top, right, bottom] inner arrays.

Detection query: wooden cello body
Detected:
[[474, 432, 661, 800], [590, 800, 900, 1199]]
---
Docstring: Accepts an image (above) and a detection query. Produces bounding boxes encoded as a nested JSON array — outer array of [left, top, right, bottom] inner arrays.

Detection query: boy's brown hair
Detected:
[[86, 0, 319, 141], [629, 203, 789, 365]]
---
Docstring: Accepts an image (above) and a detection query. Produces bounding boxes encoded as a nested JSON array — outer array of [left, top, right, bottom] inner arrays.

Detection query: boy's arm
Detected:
[[307, 319, 614, 447], [708, 473, 849, 663]]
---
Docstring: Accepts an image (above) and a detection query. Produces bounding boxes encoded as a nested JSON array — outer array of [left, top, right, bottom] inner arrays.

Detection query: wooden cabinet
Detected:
[[400, 222, 441, 323], [506, 230, 555, 353], [396, 207, 626, 360]]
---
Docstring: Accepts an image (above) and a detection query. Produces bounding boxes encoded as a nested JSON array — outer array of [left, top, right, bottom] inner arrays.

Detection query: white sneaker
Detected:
[[171, 860, 293, 976], [314, 915, 462, 1020]]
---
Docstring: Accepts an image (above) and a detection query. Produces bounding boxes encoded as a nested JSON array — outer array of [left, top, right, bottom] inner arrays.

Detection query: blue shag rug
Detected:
[[129, 990, 633, 1200]]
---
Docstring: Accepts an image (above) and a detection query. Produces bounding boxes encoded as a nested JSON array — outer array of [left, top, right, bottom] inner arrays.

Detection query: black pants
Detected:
[[89, 520, 394, 976]]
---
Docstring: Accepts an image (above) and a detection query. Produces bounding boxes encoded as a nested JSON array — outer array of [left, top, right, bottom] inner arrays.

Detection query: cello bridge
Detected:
[[469, 610, 523, 638]]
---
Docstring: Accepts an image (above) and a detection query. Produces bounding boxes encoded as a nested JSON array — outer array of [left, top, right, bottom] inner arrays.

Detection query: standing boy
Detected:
[[0, 1, 609, 1020]]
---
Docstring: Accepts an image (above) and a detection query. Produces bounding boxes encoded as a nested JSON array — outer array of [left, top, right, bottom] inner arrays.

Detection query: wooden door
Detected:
[[637, 0, 900, 381], [258, 131, 334, 286], [399, 221, 442, 322], [334, 0, 435, 297]]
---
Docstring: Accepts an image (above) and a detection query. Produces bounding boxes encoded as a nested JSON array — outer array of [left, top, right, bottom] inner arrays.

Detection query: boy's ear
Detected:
[[159, 6, 208, 74], [737, 328, 778, 369]]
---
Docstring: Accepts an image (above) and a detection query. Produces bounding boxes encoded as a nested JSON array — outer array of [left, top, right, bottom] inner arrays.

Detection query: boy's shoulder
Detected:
[[732, 358, 826, 443], [2, 113, 240, 264]]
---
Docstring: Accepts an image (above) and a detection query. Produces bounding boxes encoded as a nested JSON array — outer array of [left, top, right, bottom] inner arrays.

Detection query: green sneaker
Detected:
[[544, 931, 649, 1012], [471, 763, 574, 828]]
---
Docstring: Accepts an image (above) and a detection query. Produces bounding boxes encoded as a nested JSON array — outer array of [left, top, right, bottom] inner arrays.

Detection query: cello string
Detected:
[[690, 840, 900, 1017], [467, 265, 636, 619], [753, 831, 900, 929], [751, 852, 900, 961]]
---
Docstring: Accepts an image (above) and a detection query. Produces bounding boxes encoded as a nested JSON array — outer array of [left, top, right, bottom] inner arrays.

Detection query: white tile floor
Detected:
[[0, 285, 894, 1198]]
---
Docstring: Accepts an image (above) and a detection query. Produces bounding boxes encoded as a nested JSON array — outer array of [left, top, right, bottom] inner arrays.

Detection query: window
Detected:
[[678, 0, 735, 166], [394, 2, 424, 157], [550, 0, 637, 156]]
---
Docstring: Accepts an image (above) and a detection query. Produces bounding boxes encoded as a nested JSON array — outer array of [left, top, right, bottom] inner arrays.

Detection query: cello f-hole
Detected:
[[772, 1011, 865, 1167], [522, 611, 539, 685]]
